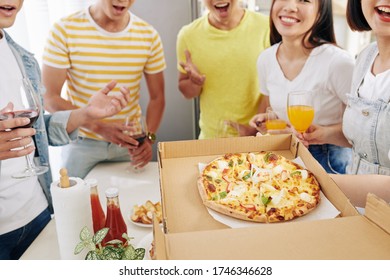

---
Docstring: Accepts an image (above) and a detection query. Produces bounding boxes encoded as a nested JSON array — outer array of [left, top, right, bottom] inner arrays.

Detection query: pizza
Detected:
[[197, 152, 321, 223]]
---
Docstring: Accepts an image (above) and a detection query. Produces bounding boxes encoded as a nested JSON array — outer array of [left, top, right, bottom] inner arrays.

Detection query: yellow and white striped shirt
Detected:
[[43, 9, 166, 140]]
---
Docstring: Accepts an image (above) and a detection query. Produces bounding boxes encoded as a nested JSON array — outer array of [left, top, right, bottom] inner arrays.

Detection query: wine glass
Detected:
[[124, 115, 147, 173], [217, 120, 239, 138], [0, 78, 49, 178], [265, 107, 287, 133], [287, 91, 315, 134]]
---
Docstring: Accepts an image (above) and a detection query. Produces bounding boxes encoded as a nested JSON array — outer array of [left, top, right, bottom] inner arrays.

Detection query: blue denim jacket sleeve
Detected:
[[45, 111, 79, 146], [4, 32, 79, 213]]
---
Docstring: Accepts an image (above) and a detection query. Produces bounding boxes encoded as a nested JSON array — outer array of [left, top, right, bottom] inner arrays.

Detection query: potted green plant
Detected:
[[74, 227, 145, 260]]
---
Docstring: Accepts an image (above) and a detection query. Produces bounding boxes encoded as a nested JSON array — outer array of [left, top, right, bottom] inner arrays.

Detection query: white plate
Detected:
[[129, 218, 153, 228], [136, 232, 153, 260]]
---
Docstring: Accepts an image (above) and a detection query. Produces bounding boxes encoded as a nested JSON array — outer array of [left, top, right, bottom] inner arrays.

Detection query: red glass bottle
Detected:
[[103, 188, 127, 245], [87, 179, 106, 234]]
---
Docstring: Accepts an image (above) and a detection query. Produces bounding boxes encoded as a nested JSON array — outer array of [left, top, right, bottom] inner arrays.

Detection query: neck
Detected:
[[89, 5, 130, 32], [376, 37, 390, 61], [209, 8, 245, 30], [373, 38, 390, 74], [278, 40, 312, 61]]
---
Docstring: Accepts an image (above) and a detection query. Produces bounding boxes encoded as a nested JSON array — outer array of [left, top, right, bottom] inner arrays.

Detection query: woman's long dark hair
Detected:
[[269, 0, 336, 49]]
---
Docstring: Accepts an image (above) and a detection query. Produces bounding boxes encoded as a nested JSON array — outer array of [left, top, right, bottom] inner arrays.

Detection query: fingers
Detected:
[[100, 80, 118, 95], [249, 114, 265, 128], [0, 127, 35, 160], [184, 49, 192, 64], [0, 117, 31, 131], [0, 145, 35, 160], [1, 136, 34, 152], [118, 86, 130, 106], [128, 141, 152, 167]]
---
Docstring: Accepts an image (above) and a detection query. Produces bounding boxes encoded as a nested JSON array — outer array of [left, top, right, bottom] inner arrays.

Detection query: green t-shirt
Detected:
[[177, 10, 270, 139]]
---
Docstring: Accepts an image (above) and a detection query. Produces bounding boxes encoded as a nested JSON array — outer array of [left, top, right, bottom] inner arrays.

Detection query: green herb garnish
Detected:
[[261, 195, 272, 206]]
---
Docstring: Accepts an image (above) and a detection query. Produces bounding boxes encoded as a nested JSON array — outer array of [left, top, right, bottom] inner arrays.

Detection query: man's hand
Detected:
[[128, 140, 153, 168], [179, 50, 206, 86], [86, 80, 130, 119], [0, 103, 36, 160]]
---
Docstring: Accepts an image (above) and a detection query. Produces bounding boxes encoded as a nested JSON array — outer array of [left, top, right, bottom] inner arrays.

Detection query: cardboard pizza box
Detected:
[[155, 134, 390, 259]]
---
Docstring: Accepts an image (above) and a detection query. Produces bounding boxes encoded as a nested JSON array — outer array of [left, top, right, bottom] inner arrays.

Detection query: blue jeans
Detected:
[[61, 137, 130, 178], [0, 208, 51, 260], [309, 144, 352, 174]]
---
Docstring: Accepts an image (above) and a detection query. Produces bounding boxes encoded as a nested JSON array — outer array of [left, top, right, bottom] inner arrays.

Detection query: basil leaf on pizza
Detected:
[[197, 152, 321, 223]]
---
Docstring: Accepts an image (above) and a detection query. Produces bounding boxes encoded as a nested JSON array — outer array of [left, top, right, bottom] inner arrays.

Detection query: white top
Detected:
[[358, 65, 390, 101], [0, 31, 48, 235], [257, 43, 355, 126]]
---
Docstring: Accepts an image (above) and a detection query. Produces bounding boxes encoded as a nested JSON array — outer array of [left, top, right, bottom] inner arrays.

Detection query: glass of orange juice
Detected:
[[265, 107, 287, 132], [287, 91, 315, 133]]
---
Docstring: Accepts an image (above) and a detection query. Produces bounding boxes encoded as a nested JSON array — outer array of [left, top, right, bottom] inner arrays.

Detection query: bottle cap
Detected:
[[85, 178, 98, 188], [105, 187, 119, 198]]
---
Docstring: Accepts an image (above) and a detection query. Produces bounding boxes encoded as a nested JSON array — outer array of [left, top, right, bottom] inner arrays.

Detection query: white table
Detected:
[[20, 162, 160, 260]]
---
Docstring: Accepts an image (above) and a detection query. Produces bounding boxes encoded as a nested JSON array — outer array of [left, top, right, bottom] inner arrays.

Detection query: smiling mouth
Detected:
[[113, 5, 126, 12], [0, 6, 16, 11], [280, 16, 299, 24], [215, 3, 229, 12], [376, 6, 390, 17]]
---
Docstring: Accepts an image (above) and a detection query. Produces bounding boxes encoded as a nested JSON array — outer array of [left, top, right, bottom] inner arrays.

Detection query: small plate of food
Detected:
[[130, 200, 162, 228]]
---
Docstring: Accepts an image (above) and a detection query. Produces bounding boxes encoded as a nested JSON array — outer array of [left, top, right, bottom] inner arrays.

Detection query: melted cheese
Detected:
[[228, 184, 246, 197], [217, 160, 229, 170], [300, 192, 312, 203], [207, 170, 218, 179]]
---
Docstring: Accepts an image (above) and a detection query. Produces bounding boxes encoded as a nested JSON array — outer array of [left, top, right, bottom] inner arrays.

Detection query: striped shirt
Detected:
[[43, 9, 166, 140]]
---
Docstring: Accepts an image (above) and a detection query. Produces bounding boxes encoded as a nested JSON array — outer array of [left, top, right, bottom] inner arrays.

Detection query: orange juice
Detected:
[[287, 105, 314, 133], [265, 119, 287, 130]]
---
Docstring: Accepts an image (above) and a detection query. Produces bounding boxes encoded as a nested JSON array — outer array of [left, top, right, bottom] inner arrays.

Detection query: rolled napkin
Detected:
[[51, 170, 92, 260]]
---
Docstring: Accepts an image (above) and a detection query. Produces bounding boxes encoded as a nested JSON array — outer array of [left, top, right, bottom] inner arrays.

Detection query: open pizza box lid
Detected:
[[154, 134, 390, 259]]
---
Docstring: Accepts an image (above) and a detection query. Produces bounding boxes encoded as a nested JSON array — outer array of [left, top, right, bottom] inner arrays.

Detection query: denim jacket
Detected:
[[1, 32, 78, 213], [343, 42, 390, 175]]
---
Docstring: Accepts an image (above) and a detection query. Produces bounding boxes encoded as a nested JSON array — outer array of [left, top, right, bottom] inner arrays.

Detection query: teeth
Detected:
[[378, 6, 390, 13], [215, 3, 229, 8], [281, 16, 298, 23]]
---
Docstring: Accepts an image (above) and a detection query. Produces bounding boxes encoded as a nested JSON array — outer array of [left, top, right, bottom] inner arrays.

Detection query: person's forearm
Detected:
[[178, 79, 202, 99], [331, 174, 390, 208], [326, 123, 352, 147], [145, 98, 165, 134], [65, 107, 89, 133], [44, 92, 78, 112]]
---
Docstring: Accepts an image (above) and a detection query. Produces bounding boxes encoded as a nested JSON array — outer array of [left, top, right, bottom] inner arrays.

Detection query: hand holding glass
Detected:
[[0, 78, 49, 178], [265, 107, 287, 132], [217, 120, 239, 138], [124, 115, 147, 173], [287, 91, 314, 134]]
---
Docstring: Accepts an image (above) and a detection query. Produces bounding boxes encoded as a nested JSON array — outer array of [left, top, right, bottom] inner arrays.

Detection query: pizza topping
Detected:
[[299, 192, 312, 203], [239, 170, 251, 181], [290, 169, 308, 180], [199, 151, 321, 223], [207, 183, 216, 192], [217, 160, 229, 170], [264, 152, 278, 163], [261, 195, 272, 206]]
